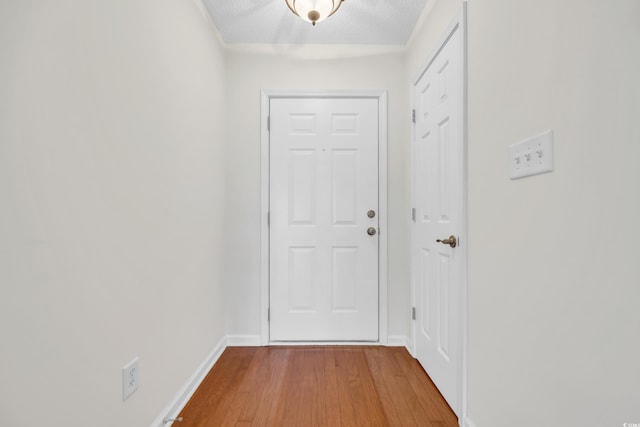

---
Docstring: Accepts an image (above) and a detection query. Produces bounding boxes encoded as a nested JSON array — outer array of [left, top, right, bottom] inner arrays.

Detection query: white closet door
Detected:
[[413, 22, 464, 414]]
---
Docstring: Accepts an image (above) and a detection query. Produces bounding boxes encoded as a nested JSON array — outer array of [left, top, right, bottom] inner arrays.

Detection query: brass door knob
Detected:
[[367, 227, 377, 236], [436, 235, 457, 248]]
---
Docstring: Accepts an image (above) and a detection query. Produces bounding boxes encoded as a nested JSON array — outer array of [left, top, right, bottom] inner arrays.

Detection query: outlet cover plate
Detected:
[[122, 357, 139, 401], [509, 130, 554, 179]]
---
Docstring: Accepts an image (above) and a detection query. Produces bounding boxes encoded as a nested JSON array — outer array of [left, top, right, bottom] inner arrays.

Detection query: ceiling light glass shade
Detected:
[[285, 0, 344, 26]]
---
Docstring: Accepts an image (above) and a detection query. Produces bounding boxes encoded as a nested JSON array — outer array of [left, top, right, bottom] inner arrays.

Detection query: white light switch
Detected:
[[509, 130, 554, 179]]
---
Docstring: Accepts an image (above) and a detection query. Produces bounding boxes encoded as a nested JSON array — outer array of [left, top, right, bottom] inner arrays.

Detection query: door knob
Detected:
[[367, 210, 376, 218], [436, 235, 457, 248], [367, 227, 377, 236]]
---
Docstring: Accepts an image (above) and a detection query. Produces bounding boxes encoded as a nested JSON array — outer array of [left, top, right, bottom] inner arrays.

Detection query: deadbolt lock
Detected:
[[367, 210, 376, 218]]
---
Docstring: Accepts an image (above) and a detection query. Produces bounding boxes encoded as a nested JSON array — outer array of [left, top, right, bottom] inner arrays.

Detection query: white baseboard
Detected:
[[388, 335, 414, 356], [387, 335, 409, 347], [462, 417, 477, 427], [226, 334, 262, 346], [149, 336, 227, 427]]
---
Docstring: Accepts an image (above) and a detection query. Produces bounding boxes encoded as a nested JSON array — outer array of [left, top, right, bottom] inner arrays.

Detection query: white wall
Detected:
[[223, 46, 411, 340], [0, 1, 227, 426], [411, 0, 640, 426], [466, 0, 640, 425], [406, 0, 463, 77]]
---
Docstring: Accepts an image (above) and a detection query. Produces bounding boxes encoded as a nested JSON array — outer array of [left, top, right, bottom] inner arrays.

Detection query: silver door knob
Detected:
[[367, 227, 377, 236], [367, 210, 376, 218]]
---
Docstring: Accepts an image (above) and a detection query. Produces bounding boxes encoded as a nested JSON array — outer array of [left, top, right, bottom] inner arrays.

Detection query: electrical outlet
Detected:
[[122, 357, 139, 401], [509, 130, 554, 179]]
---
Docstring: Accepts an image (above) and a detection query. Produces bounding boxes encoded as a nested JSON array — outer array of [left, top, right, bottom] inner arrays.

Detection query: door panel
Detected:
[[332, 149, 358, 224], [289, 150, 316, 225], [288, 246, 315, 310], [270, 97, 379, 341], [413, 23, 464, 414]]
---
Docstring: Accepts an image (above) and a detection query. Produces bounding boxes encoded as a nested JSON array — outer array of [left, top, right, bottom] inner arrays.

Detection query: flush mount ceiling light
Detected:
[[285, 0, 345, 26]]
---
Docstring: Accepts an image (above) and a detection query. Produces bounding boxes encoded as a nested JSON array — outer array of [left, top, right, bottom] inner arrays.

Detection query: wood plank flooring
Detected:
[[176, 346, 457, 427]]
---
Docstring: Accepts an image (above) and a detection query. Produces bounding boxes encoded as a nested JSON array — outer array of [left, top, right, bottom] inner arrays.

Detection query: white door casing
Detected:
[[411, 10, 466, 417], [262, 92, 388, 343]]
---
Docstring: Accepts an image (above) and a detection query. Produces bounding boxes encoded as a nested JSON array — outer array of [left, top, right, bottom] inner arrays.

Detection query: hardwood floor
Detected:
[[177, 346, 457, 427]]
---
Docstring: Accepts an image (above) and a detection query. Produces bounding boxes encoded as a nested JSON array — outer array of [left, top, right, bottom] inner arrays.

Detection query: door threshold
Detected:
[[268, 340, 381, 346]]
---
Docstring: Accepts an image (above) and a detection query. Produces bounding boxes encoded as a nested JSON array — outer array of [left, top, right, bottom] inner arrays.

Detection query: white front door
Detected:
[[269, 97, 379, 341], [412, 20, 465, 414]]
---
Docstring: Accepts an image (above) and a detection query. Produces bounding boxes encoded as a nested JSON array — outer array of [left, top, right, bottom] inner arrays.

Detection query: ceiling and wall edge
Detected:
[[193, 0, 439, 57]]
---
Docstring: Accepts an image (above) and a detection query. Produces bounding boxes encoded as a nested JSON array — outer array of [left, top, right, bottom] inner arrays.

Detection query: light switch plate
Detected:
[[509, 130, 554, 179]]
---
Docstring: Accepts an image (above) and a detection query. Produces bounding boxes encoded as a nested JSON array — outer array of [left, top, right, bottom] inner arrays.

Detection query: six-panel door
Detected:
[[412, 23, 464, 414], [269, 97, 379, 341]]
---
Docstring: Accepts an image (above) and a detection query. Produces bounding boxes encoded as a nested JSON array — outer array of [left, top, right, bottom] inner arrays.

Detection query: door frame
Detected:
[[410, 5, 468, 422], [260, 90, 388, 346]]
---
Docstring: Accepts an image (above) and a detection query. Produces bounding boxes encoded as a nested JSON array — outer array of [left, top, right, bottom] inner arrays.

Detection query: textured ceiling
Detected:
[[203, 0, 429, 45]]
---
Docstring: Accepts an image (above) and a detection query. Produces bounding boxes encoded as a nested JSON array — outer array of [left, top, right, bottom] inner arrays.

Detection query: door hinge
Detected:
[[412, 307, 416, 320], [267, 116, 270, 131], [267, 308, 270, 322], [411, 207, 416, 222], [412, 109, 416, 123], [267, 211, 270, 226]]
